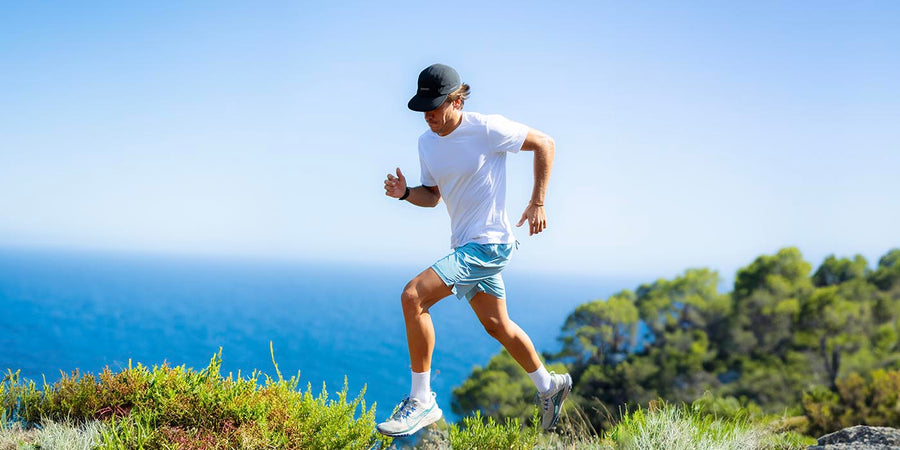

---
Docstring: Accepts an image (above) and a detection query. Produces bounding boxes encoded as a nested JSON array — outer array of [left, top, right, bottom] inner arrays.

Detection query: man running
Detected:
[[378, 63, 571, 437]]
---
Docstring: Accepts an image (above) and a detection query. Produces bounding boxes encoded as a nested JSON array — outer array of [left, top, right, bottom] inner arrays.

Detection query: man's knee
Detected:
[[480, 316, 510, 340], [401, 282, 422, 311]]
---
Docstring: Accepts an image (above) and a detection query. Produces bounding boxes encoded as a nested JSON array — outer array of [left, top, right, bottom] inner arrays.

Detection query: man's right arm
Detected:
[[384, 167, 441, 207], [405, 185, 441, 207]]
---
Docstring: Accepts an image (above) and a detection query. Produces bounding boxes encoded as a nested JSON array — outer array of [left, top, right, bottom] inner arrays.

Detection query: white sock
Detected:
[[528, 365, 552, 395], [410, 369, 431, 403]]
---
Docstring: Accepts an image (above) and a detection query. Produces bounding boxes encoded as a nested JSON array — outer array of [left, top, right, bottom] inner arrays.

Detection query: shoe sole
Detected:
[[546, 374, 572, 431], [377, 406, 443, 438]]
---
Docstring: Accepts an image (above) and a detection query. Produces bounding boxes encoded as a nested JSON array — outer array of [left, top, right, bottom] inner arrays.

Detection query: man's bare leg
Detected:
[[469, 291, 572, 431], [376, 268, 451, 437], [468, 291, 541, 372], [401, 267, 453, 373]]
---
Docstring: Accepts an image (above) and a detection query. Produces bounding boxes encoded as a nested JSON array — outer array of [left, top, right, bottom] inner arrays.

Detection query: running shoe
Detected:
[[537, 372, 572, 431], [376, 392, 443, 437]]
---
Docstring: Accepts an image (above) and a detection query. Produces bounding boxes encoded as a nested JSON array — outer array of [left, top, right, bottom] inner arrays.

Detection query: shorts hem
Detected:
[[430, 264, 462, 298]]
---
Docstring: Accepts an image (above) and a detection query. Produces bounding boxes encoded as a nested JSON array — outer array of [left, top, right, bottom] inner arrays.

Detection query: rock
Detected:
[[386, 420, 451, 450], [808, 425, 900, 450]]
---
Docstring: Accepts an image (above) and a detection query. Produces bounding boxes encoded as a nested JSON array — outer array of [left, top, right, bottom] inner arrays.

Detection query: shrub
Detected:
[[802, 368, 900, 436], [2, 349, 386, 449], [449, 410, 540, 450]]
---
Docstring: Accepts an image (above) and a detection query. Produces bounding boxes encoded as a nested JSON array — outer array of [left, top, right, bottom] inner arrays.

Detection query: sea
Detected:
[[0, 247, 634, 422]]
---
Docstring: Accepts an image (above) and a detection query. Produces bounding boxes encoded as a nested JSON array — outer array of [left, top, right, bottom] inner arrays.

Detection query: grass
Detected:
[[0, 420, 105, 449], [445, 400, 814, 450], [1, 349, 816, 449], [600, 401, 815, 450]]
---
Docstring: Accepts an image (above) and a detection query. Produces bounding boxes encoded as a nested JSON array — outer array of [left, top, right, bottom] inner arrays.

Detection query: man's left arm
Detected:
[[516, 128, 555, 236]]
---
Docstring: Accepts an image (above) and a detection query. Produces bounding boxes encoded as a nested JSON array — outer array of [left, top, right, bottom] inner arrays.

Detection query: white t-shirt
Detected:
[[418, 111, 529, 249]]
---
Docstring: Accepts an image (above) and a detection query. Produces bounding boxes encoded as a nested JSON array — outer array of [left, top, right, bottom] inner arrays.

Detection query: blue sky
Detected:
[[1, 1, 898, 281]]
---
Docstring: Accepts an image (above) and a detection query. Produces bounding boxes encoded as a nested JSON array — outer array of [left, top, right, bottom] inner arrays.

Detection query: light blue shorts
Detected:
[[431, 242, 515, 301]]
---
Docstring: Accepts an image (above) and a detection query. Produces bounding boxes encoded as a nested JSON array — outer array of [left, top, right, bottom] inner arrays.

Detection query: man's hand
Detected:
[[384, 167, 407, 199], [517, 202, 547, 236]]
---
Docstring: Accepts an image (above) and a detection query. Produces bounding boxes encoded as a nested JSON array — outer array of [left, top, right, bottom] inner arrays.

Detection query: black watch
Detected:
[[399, 186, 410, 200]]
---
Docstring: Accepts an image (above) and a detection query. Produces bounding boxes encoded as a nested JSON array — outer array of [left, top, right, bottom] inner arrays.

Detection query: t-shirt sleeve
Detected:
[[485, 114, 529, 154]]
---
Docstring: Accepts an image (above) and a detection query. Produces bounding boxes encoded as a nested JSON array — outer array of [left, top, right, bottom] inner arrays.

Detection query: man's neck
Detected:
[[437, 111, 464, 136]]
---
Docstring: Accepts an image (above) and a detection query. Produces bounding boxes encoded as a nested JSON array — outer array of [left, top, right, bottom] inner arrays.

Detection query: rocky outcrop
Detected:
[[809, 425, 900, 449]]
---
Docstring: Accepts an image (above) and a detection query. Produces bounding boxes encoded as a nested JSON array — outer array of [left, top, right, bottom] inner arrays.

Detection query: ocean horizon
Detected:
[[0, 246, 638, 422]]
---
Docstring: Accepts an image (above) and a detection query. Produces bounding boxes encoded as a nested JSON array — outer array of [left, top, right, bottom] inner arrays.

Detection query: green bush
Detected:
[[691, 392, 762, 421], [802, 368, 900, 436], [449, 410, 540, 450], [2, 349, 386, 449]]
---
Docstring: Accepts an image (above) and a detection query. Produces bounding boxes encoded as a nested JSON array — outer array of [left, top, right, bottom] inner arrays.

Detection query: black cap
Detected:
[[408, 64, 461, 112]]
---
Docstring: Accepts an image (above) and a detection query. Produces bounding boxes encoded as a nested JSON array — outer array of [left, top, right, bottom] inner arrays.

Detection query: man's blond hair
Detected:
[[447, 83, 471, 107]]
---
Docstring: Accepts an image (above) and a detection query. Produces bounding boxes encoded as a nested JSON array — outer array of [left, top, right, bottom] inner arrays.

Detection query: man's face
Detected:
[[424, 99, 461, 136]]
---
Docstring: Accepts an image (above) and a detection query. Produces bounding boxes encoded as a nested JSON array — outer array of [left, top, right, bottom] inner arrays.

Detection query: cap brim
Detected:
[[408, 93, 448, 112]]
